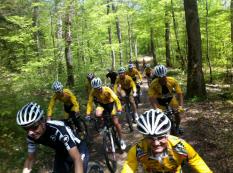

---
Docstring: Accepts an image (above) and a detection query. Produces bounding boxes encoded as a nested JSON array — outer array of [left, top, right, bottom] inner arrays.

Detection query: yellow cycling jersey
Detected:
[[126, 68, 143, 81], [114, 75, 137, 93], [121, 135, 213, 173], [86, 86, 122, 115], [47, 88, 80, 117], [148, 77, 182, 98]]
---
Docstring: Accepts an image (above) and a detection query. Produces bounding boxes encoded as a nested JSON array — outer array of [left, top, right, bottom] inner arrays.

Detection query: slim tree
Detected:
[[32, 0, 41, 55], [64, 2, 74, 86], [165, 2, 172, 67], [184, 0, 206, 98]]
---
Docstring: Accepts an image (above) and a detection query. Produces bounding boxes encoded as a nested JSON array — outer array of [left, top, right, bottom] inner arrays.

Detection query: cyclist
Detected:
[[47, 81, 80, 122], [86, 77, 126, 150], [148, 65, 184, 133], [121, 109, 213, 173], [114, 67, 139, 123], [143, 64, 153, 86], [86, 73, 95, 96], [106, 68, 118, 88], [126, 63, 143, 103], [17, 102, 89, 173]]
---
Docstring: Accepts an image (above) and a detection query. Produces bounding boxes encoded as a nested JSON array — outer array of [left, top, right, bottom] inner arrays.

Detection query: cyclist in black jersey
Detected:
[[106, 68, 118, 87], [16, 102, 89, 173]]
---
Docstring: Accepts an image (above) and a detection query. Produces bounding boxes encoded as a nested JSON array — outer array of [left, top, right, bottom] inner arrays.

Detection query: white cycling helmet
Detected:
[[137, 109, 171, 136], [91, 77, 102, 88], [118, 67, 126, 74], [128, 63, 134, 69], [154, 65, 167, 78], [52, 81, 63, 92], [16, 102, 44, 127]]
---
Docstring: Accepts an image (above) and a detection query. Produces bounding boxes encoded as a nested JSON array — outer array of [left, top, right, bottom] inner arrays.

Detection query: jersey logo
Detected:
[[136, 144, 147, 159], [173, 142, 188, 157], [50, 135, 56, 142], [62, 135, 69, 143]]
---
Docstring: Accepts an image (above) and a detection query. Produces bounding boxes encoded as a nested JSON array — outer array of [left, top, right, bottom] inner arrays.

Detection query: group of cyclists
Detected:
[[16, 62, 213, 173]]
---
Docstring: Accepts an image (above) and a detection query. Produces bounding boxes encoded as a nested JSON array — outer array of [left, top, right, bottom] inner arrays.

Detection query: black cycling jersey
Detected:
[[106, 71, 118, 84], [27, 120, 81, 155]]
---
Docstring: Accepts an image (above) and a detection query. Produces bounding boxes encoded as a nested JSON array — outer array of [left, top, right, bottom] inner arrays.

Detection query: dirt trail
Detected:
[[88, 77, 233, 173]]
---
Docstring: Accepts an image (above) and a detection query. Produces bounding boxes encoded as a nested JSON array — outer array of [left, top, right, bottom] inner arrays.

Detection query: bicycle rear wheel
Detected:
[[87, 161, 104, 173], [75, 116, 90, 144], [103, 132, 117, 173], [125, 104, 134, 132]]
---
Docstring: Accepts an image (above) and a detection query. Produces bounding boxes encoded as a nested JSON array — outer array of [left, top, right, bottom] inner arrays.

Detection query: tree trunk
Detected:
[[171, 0, 185, 68], [112, 2, 123, 66], [150, 27, 157, 66], [32, 0, 41, 55], [165, 3, 172, 67], [107, 0, 115, 69], [127, 14, 133, 62], [205, 0, 213, 83], [184, 0, 206, 98], [65, 4, 74, 86], [230, 0, 233, 82]]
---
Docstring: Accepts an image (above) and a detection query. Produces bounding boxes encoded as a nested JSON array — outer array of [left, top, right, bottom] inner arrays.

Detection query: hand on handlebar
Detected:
[[47, 116, 52, 121], [85, 115, 91, 121], [133, 92, 137, 97], [178, 106, 185, 113]]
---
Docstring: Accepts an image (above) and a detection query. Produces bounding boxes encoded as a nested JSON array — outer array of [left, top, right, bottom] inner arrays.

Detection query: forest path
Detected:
[[88, 78, 233, 173]]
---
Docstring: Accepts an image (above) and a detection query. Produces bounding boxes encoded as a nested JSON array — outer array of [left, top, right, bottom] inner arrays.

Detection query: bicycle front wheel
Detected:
[[75, 116, 90, 144], [103, 132, 117, 173], [125, 104, 134, 132]]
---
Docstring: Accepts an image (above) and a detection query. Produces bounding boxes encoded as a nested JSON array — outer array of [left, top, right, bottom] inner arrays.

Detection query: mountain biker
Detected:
[[17, 102, 89, 173], [47, 81, 80, 121], [106, 68, 118, 88], [86, 77, 126, 150], [126, 63, 143, 103], [143, 64, 153, 86], [148, 65, 184, 133], [86, 73, 95, 96], [114, 67, 139, 123], [121, 109, 213, 173]]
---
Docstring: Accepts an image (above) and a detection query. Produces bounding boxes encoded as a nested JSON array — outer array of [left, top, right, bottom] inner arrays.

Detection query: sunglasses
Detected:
[[23, 122, 41, 131], [146, 135, 167, 141]]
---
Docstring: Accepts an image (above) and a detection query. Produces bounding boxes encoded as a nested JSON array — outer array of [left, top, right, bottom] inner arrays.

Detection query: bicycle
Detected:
[[91, 112, 122, 173], [123, 95, 134, 132], [158, 96, 180, 135], [64, 114, 90, 145], [87, 161, 104, 173]]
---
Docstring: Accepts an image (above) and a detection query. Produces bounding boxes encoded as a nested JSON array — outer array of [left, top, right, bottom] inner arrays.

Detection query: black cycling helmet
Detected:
[[87, 73, 95, 80]]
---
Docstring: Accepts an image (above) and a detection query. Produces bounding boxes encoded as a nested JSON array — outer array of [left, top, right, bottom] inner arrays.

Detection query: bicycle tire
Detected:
[[125, 103, 134, 132], [87, 161, 104, 173], [75, 116, 90, 144], [111, 127, 122, 151], [103, 132, 117, 173]]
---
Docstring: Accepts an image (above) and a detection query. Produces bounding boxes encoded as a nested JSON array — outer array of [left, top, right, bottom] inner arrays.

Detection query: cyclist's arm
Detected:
[[68, 146, 83, 173], [67, 90, 80, 113], [130, 78, 137, 93], [86, 90, 94, 115], [136, 70, 143, 81], [173, 79, 184, 107], [184, 141, 213, 173], [121, 146, 138, 173], [109, 88, 122, 111], [149, 96, 160, 109], [47, 94, 57, 118], [22, 152, 35, 173]]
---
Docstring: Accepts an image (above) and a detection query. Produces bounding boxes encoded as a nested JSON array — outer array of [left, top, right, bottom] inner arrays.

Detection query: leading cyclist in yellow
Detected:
[[148, 64, 184, 134], [86, 77, 126, 150], [121, 109, 213, 173], [47, 81, 80, 121]]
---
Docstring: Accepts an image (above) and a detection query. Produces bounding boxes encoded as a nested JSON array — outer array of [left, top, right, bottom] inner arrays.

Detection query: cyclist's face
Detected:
[[24, 121, 45, 140], [147, 135, 168, 154], [55, 90, 63, 96], [119, 73, 125, 79], [129, 68, 133, 72], [94, 87, 102, 93], [158, 77, 167, 86]]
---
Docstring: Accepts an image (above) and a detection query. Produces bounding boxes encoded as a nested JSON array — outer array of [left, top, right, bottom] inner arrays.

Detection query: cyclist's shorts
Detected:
[[157, 96, 179, 110], [96, 102, 117, 116]]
